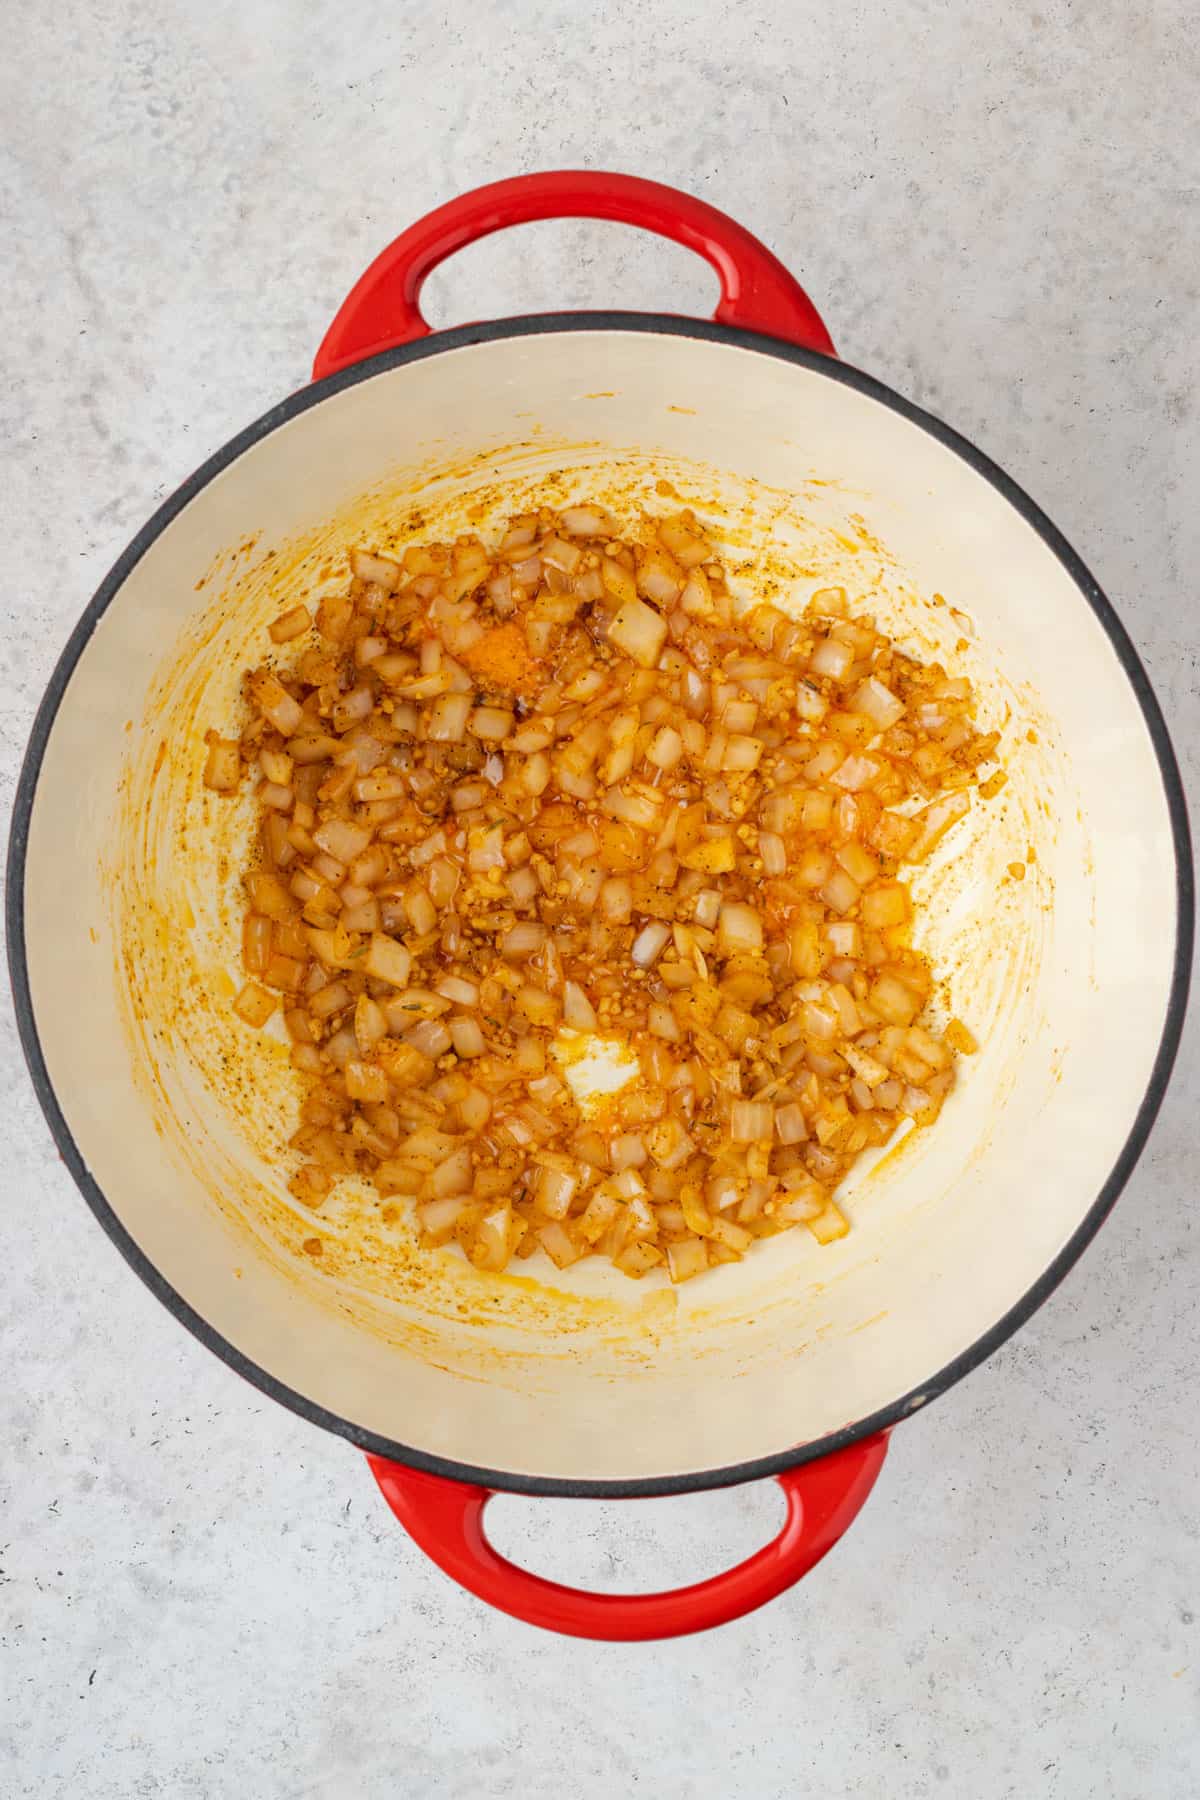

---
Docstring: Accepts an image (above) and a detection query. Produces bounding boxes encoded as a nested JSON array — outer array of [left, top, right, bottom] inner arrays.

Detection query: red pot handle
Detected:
[[367, 1432, 887, 1641], [314, 170, 835, 380]]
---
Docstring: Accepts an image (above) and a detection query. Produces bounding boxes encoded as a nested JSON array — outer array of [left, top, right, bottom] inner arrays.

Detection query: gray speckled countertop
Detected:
[[2, 4, 1198, 1796]]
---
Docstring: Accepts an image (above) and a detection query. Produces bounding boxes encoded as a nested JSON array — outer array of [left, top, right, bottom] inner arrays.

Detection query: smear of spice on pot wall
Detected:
[[204, 505, 1001, 1282]]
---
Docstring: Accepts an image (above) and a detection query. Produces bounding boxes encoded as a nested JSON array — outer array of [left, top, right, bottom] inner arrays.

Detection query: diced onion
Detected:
[[470, 706, 513, 741], [427, 693, 472, 742], [861, 883, 908, 928], [775, 1103, 808, 1144], [819, 870, 861, 915], [364, 933, 411, 988], [731, 1100, 773, 1143], [314, 819, 371, 864], [449, 1017, 486, 1058], [536, 1166, 578, 1218], [609, 598, 668, 668], [203, 735, 241, 792], [269, 605, 311, 645], [851, 676, 905, 729], [831, 754, 880, 793], [234, 982, 275, 1028], [666, 1239, 708, 1283], [211, 503, 990, 1286], [345, 1061, 388, 1103], [436, 975, 480, 1006], [501, 922, 547, 960], [717, 902, 763, 956], [758, 831, 787, 876], [809, 637, 855, 681], [908, 791, 971, 861], [632, 922, 671, 967], [562, 981, 598, 1030], [351, 548, 402, 590], [647, 726, 683, 770], [406, 1019, 453, 1058], [610, 1134, 648, 1170], [723, 735, 762, 773], [600, 877, 633, 922], [560, 505, 612, 536], [332, 685, 375, 731]]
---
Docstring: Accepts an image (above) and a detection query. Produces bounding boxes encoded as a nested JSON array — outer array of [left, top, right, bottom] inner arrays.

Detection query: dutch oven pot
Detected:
[[8, 173, 1192, 1640]]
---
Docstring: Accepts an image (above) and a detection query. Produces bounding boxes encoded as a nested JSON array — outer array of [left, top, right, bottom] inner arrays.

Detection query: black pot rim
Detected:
[[6, 312, 1193, 1499]]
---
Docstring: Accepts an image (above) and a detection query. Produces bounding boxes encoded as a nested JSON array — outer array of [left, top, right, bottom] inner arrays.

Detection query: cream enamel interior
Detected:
[[21, 330, 1180, 1483]]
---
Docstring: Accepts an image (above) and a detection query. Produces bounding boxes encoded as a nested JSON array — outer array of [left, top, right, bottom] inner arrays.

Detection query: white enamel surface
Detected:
[[20, 330, 1180, 1482]]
